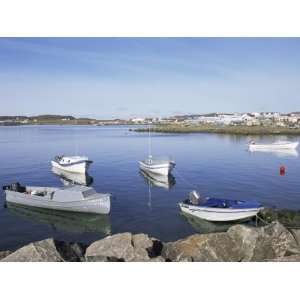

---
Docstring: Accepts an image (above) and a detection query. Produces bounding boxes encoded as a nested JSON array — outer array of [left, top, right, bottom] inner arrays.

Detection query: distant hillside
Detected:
[[0, 114, 98, 125], [0, 115, 76, 121], [29, 115, 76, 120], [0, 116, 28, 121]]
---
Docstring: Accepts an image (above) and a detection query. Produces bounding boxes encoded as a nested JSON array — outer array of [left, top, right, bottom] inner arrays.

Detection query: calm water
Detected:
[[1, 125, 300, 251]]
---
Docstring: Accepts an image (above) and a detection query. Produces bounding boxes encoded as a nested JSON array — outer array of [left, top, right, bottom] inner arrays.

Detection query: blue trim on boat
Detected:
[[184, 198, 262, 209]]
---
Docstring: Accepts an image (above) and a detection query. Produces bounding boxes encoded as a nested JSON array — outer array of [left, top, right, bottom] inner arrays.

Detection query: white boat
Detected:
[[139, 157, 175, 176], [179, 191, 263, 222], [51, 155, 93, 174], [3, 182, 111, 214], [248, 147, 299, 158], [139, 124, 175, 176], [248, 140, 299, 151], [51, 167, 93, 186]]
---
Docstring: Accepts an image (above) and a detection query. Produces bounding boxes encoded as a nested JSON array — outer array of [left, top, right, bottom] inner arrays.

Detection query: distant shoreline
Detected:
[[134, 124, 300, 135], [0, 122, 146, 126]]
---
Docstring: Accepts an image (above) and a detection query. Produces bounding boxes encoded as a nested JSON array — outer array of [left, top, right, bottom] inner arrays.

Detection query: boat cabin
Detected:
[[51, 186, 98, 202], [3, 183, 98, 202]]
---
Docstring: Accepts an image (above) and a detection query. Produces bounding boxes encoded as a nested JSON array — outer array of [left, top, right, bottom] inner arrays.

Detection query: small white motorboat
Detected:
[[248, 140, 299, 151], [51, 155, 93, 174], [51, 166, 93, 186], [139, 156, 176, 176], [3, 182, 111, 214], [179, 191, 263, 222]]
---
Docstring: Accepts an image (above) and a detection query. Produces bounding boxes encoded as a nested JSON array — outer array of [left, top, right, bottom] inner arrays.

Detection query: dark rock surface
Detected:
[[54, 241, 87, 262], [259, 208, 300, 228], [0, 251, 11, 260]]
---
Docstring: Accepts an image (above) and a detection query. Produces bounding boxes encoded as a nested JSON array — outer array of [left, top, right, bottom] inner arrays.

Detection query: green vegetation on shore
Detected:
[[134, 123, 300, 135]]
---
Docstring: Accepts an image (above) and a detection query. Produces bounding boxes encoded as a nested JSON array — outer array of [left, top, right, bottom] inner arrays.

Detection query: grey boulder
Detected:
[[162, 232, 243, 262], [85, 232, 163, 262], [2, 239, 64, 262], [228, 221, 300, 261]]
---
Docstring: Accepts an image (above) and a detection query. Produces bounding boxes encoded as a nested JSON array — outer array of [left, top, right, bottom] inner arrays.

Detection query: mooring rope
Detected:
[[173, 169, 200, 190], [255, 213, 271, 226]]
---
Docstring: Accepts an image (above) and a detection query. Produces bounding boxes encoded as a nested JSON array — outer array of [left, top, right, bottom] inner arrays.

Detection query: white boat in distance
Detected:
[[139, 124, 175, 176], [248, 147, 299, 158], [248, 140, 299, 151], [179, 191, 263, 222], [3, 182, 111, 214], [51, 155, 93, 174]]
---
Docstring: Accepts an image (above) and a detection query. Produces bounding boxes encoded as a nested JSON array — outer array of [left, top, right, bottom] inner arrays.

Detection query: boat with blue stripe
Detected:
[[179, 191, 263, 222]]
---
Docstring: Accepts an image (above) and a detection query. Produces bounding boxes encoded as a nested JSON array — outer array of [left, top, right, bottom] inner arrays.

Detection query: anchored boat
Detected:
[[248, 147, 298, 157], [139, 124, 175, 176], [139, 157, 175, 176], [51, 155, 93, 174], [248, 140, 299, 151], [3, 182, 111, 214], [179, 191, 263, 222]]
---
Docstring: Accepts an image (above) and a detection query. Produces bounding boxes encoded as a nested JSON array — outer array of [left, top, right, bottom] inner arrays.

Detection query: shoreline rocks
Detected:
[[2, 221, 300, 262], [85, 232, 164, 262]]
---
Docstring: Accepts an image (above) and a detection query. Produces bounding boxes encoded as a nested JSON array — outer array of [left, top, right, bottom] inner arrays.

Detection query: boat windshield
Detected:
[[82, 189, 96, 198]]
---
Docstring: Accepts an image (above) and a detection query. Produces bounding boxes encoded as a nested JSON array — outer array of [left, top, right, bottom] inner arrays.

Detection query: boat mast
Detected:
[[148, 122, 152, 160]]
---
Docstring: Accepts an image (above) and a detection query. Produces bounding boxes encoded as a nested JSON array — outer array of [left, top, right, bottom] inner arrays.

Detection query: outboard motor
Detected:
[[189, 190, 201, 205], [2, 182, 26, 193], [2, 185, 9, 191]]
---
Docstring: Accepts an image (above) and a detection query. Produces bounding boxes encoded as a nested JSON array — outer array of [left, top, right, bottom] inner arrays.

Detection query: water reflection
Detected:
[[181, 212, 246, 234], [248, 148, 299, 158], [51, 167, 93, 186], [7, 202, 111, 235], [139, 170, 176, 190]]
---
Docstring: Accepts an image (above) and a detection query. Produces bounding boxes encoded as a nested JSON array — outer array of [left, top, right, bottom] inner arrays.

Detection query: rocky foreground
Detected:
[[1, 220, 300, 262]]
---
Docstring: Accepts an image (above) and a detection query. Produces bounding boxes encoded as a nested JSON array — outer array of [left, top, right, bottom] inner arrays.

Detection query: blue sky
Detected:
[[0, 38, 300, 118]]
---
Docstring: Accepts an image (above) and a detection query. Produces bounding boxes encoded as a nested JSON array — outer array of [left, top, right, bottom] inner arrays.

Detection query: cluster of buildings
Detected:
[[125, 112, 300, 128], [161, 112, 300, 128]]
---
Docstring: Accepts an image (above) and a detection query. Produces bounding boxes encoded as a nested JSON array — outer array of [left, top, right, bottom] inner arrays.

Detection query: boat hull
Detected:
[[179, 202, 262, 222], [249, 142, 299, 151], [139, 161, 175, 176], [51, 160, 91, 174], [4, 190, 111, 215]]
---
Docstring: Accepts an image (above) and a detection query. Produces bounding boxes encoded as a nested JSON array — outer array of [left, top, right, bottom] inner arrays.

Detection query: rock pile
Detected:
[[2, 221, 300, 262]]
